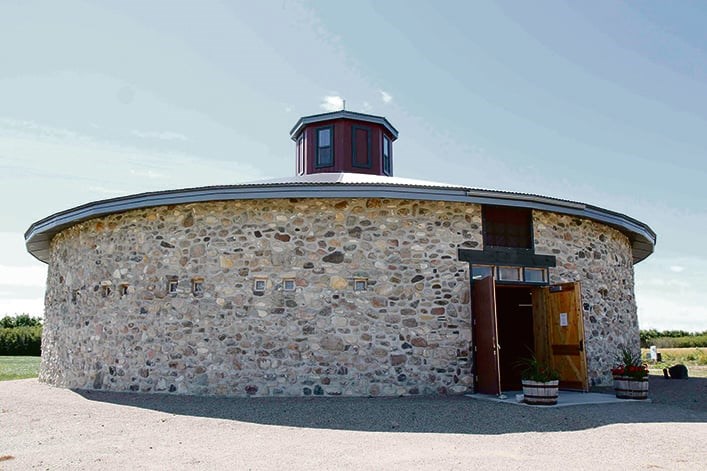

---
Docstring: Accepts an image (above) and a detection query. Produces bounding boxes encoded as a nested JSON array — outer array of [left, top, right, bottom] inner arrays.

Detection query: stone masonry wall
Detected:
[[533, 210, 638, 386], [40, 198, 481, 397]]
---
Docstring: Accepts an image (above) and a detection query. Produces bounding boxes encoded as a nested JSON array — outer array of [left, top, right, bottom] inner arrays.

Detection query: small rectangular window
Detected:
[[191, 277, 204, 296], [167, 276, 179, 294], [254, 278, 267, 292], [354, 278, 368, 291], [497, 266, 522, 281], [382, 136, 391, 176], [71, 289, 79, 304], [101, 285, 112, 297], [283, 278, 296, 291], [523, 267, 547, 283], [471, 265, 494, 280], [119, 284, 129, 297], [316, 127, 333, 167]]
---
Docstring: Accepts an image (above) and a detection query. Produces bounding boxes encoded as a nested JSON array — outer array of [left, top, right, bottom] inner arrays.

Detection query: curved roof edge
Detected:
[[25, 174, 656, 264]]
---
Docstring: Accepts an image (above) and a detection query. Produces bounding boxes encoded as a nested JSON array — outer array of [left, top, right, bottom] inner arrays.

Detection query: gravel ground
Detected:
[[1, 375, 706, 470]]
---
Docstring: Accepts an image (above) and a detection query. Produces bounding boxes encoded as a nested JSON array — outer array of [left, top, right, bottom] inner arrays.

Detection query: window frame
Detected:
[[354, 277, 368, 292], [315, 126, 334, 168], [382, 135, 392, 176], [351, 125, 372, 169], [482, 205, 534, 249], [283, 278, 296, 292], [296, 134, 305, 176]]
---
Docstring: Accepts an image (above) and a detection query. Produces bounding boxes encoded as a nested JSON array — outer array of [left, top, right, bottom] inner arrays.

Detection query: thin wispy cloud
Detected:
[[131, 129, 189, 141], [320, 95, 345, 112], [88, 186, 129, 196], [669, 265, 685, 273], [380, 90, 392, 104], [129, 168, 168, 180]]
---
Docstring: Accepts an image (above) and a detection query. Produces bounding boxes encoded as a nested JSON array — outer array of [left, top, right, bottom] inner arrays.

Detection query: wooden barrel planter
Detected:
[[522, 380, 559, 405], [613, 376, 649, 400]]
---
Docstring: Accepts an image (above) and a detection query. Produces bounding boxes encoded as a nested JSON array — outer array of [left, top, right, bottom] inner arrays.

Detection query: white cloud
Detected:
[[0, 265, 47, 287], [669, 265, 685, 273], [320, 95, 344, 112], [129, 168, 168, 180], [131, 130, 189, 141], [362, 101, 372, 112], [88, 186, 129, 196], [380, 90, 393, 104]]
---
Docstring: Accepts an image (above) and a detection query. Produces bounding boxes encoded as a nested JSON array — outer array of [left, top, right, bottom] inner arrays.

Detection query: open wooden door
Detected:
[[472, 276, 501, 395], [535, 282, 588, 391]]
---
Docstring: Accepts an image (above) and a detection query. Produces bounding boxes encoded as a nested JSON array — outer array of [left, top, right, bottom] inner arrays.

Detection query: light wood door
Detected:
[[537, 282, 588, 391], [472, 276, 501, 395]]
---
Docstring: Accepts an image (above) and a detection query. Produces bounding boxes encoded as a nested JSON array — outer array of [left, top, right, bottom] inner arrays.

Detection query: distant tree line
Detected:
[[640, 329, 707, 348], [0, 314, 42, 356]]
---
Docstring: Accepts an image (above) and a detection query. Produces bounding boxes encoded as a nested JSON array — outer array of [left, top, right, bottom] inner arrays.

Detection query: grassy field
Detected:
[[0, 356, 41, 381], [642, 347, 707, 378]]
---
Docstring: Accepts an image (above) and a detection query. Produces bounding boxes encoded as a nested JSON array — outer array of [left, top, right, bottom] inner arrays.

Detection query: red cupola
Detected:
[[290, 111, 399, 177]]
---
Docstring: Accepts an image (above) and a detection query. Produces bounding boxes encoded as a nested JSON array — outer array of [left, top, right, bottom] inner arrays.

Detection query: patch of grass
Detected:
[[642, 347, 707, 378], [0, 355, 41, 381]]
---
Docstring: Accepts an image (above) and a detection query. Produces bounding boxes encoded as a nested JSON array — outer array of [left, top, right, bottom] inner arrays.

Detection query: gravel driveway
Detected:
[[1, 375, 706, 470]]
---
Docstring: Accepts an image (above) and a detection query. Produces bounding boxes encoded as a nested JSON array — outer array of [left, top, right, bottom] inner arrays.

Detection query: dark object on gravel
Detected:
[[663, 364, 689, 379]]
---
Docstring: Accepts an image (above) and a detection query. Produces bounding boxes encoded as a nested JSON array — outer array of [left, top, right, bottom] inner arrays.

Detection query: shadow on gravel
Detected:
[[73, 374, 706, 435]]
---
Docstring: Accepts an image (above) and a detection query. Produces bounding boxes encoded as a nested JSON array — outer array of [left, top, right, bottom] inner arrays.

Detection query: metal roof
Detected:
[[25, 172, 656, 264], [289, 111, 399, 140]]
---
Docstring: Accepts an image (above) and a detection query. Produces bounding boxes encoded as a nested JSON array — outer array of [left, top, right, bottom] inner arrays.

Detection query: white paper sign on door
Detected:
[[559, 312, 568, 327]]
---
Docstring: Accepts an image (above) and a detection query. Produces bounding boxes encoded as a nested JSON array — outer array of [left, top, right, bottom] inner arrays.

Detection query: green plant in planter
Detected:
[[611, 345, 648, 379], [520, 356, 560, 382]]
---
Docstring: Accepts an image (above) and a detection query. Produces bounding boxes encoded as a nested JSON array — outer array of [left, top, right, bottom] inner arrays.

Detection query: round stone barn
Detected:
[[26, 111, 656, 397]]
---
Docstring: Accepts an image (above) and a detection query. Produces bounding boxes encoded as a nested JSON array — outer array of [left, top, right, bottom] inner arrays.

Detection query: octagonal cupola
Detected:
[[290, 111, 399, 177]]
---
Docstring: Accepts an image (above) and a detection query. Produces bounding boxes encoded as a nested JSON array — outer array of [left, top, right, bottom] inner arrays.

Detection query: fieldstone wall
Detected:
[[40, 198, 481, 397], [533, 211, 638, 386]]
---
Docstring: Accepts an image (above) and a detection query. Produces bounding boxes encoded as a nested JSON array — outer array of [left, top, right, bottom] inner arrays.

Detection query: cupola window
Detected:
[[382, 135, 392, 176], [316, 126, 333, 167], [352, 126, 371, 169]]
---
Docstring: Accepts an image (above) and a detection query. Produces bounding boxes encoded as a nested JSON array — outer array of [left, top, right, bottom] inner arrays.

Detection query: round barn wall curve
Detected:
[[28, 111, 655, 397]]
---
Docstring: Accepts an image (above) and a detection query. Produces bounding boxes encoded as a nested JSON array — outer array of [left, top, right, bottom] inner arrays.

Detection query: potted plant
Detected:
[[611, 345, 649, 400], [520, 356, 560, 405]]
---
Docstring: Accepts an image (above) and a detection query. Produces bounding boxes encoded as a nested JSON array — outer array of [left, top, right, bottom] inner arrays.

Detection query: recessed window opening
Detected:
[[191, 277, 204, 296], [354, 278, 368, 291], [497, 266, 522, 282], [382, 135, 392, 176], [101, 285, 112, 297], [119, 284, 129, 297], [316, 126, 333, 167], [523, 267, 547, 283], [283, 278, 296, 291], [167, 276, 179, 294], [254, 278, 267, 293], [483, 206, 532, 249], [71, 289, 79, 304]]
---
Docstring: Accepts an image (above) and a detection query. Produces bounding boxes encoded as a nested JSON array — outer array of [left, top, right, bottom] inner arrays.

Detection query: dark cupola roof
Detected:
[[289, 110, 398, 177]]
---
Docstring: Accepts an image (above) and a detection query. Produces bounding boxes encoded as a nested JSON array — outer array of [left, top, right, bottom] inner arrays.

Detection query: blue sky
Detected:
[[1, 0, 705, 330]]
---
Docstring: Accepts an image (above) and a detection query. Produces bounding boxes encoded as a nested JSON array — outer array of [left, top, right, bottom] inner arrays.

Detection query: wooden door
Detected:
[[539, 282, 588, 391], [472, 276, 501, 395]]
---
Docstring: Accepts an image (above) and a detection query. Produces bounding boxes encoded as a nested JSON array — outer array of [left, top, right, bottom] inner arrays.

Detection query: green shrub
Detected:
[[0, 326, 42, 356], [0, 314, 42, 328]]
